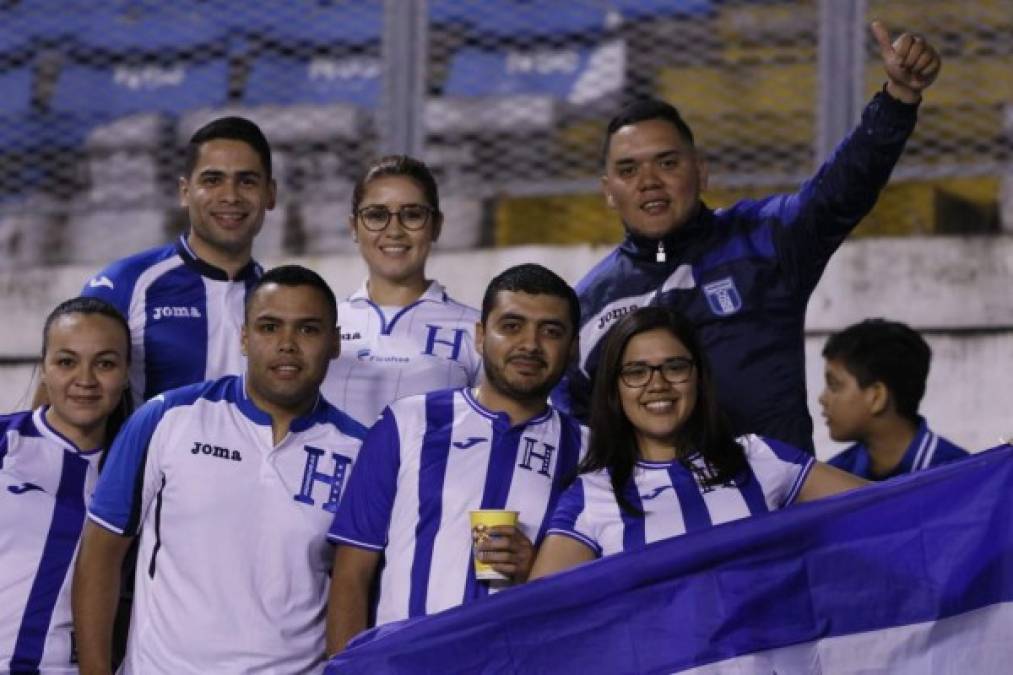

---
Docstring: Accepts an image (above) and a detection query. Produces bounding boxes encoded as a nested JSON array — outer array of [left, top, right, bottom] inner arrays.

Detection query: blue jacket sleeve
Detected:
[[736, 91, 919, 296]]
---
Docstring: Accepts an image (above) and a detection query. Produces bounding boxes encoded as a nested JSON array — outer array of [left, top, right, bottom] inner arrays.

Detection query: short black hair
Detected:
[[184, 116, 273, 180], [601, 98, 695, 167], [481, 263, 580, 332], [245, 265, 337, 326], [822, 319, 931, 422]]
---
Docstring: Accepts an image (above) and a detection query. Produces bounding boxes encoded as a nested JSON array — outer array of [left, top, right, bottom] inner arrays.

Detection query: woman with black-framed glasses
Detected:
[[320, 155, 481, 426], [530, 306, 866, 578]]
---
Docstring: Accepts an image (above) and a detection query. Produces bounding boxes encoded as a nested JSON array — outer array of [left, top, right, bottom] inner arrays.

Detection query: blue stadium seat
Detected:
[[609, 0, 713, 21], [2, 4, 87, 45], [245, 0, 382, 48], [194, 1, 380, 47], [430, 0, 607, 39], [244, 55, 381, 109], [51, 60, 230, 117], [443, 43, 623, 103], [0, 20, 31, 58], [71, 6, 226, 55], [0, 113, 93, 154], [0, 67, 33, 117]]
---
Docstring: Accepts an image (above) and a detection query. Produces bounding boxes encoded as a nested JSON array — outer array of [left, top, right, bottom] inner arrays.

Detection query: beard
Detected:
[[481, 353, 559, 404]]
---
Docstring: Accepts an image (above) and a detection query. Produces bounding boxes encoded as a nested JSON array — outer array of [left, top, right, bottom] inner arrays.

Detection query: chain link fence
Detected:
[[0, 0, 1009, 269]]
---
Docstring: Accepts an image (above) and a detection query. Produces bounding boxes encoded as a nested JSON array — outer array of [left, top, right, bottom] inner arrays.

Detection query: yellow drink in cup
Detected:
[[470, 509, 519, 581]]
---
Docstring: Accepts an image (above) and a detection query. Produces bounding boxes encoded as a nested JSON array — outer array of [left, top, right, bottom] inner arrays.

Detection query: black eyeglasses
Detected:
[[619, 357, 695, 388], [356, 204, 433, 231]]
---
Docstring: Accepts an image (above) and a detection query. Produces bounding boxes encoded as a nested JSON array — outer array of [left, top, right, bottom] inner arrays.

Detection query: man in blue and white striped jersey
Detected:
[[326, 264, 588, 655], [81, 116, 276, 406]]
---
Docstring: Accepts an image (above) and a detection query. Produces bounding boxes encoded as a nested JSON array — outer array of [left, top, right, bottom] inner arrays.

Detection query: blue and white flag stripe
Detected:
[[327, 445, 1012, 674]]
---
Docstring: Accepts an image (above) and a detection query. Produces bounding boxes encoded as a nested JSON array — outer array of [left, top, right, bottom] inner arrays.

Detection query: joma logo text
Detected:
[[190, 441, 242, 462]]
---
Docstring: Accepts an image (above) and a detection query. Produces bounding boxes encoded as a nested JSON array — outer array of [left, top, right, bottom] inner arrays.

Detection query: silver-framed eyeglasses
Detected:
[[357, 204, 433, 231], [619, 357, 695, 387]]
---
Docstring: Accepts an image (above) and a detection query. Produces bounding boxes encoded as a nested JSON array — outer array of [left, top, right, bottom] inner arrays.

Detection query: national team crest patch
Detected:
[[702, 277, 742, 316]]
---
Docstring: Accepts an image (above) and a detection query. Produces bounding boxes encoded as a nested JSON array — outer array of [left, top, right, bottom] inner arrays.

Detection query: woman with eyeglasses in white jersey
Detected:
[[320, 155, 481, 426], [530, 306, 867, 579], [1, 297, 131, 673]]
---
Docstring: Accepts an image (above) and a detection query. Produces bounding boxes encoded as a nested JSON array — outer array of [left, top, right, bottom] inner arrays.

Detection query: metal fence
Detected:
[[0, 0, 1009, 268]]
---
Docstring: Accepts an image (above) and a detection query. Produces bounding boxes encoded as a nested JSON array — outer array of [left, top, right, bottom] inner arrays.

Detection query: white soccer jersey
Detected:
[[329, 387, 587, 626], [548, 435, 814, 558], [321, 280, 481, 426], [82, 234, 262, 406], [88, 375, 366, 675], [1, 408, 104, 673]]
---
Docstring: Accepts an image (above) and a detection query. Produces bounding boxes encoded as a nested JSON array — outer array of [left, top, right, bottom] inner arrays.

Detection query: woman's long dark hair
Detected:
[[42, 297, 134, 455], [581, 306, 746, 514]]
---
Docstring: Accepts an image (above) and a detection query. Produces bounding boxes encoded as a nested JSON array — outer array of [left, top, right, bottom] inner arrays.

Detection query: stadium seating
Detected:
[[0, 66, 33, 117], [430, 1, 608, 40], [0, 193, 62, 270], [0, 0, 1005, 261], [83, 113, 167, 205], [63, 205, 168, 264], [51, 61, 230, 118], [244, 55, 381, 110]]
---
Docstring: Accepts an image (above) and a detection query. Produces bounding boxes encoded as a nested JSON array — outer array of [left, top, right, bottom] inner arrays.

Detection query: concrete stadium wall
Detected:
[[2, 235, 1009, 459]]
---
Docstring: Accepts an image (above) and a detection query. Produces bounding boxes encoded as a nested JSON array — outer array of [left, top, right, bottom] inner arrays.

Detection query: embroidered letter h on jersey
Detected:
[[422, 325, 467, 362], [293, 446, 353, 513]]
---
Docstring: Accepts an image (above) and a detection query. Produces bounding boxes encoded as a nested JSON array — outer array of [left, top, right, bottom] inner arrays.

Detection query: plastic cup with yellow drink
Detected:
[[470, 509, 519, 581]]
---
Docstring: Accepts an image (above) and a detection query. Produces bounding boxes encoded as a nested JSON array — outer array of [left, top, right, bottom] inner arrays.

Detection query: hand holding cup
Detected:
[[470, 510, 533, 583]]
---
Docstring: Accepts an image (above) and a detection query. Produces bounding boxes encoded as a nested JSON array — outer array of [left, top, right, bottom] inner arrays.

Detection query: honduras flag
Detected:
[[327, 444, 1013, 674]]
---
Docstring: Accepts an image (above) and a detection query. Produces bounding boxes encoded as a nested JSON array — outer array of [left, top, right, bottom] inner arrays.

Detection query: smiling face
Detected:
[[476, 291, 575, 405], [41, 313, 129, 449], [601, 118, 707, 240], [350, 175, 440, 289], [242, 283, 338, 419], [617, 327, 698, 459], [179, 138, 276, 267]]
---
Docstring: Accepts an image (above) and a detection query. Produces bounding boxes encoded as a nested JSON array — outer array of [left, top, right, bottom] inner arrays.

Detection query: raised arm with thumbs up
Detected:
[[559, 24, 941, 455], [871, 20, 942, 104]]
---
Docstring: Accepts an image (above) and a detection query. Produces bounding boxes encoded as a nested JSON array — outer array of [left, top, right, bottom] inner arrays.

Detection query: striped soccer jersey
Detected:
[[82, 234, 262, 406], [548, 435, 814, 558], [321, 280, 481, 426], [1, 408, 104, 673], [88, 375, 366, 674], [329, 387, 587, 626], [828, 416, 969, 481]]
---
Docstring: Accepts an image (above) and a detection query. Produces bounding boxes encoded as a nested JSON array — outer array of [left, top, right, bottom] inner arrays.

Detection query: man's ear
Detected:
[[240, 324, 249, 357], [696, 153, 709, 193], [329, 330, 340, 360], [474, 320, 485, 357], [600, 175, 616, 209], [178, 176, 190, 208], [266, 178, 277, 211], [868, 381, 890, 416]]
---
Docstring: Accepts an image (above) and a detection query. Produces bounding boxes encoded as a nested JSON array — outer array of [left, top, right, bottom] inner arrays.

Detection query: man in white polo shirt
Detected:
[[326, 263, 588, 654], [73, 265, 366, 674]]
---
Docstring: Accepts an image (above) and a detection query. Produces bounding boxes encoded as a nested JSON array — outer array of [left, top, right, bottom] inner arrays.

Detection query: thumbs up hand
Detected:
[[870, 20, 941, 104]]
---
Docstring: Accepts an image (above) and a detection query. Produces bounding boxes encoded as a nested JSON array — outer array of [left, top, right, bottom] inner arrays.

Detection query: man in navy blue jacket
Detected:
[[554, 22, 941, 452]]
